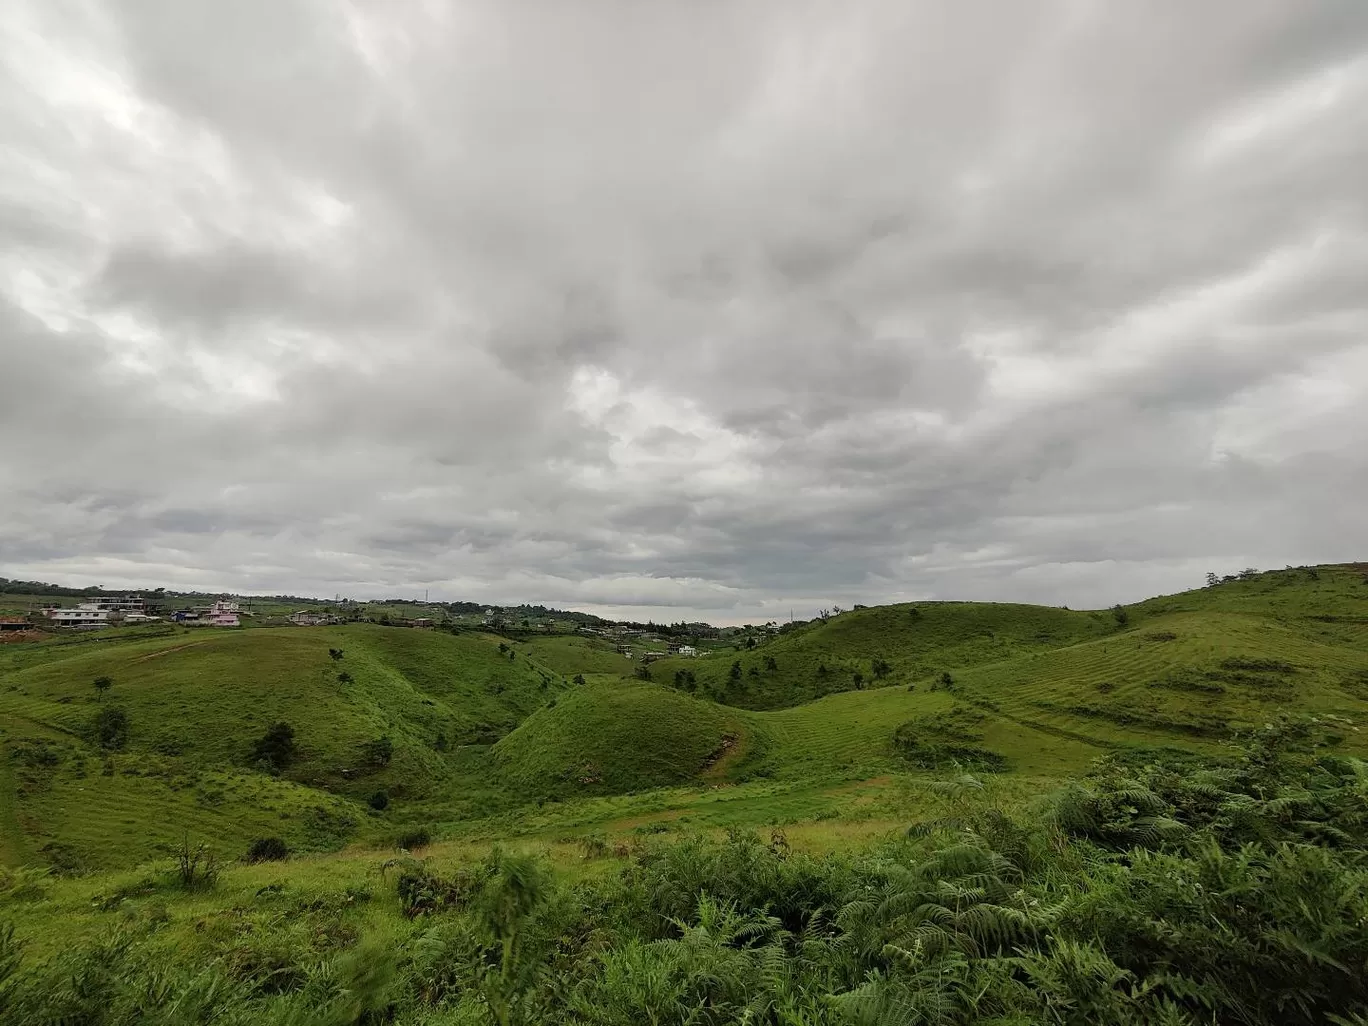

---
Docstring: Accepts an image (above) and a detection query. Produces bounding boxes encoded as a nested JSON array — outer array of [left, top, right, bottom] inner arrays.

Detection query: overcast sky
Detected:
[[2, 1, 1367, 623]]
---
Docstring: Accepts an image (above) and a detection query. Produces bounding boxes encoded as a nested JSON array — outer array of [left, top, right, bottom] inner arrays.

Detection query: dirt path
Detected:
[[131, 641, 205, 663], [701, 728, 749, 783]]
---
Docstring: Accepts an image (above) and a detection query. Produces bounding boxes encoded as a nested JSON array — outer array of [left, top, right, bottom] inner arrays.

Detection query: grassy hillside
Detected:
[[492, 681, 749, 799], [511, 634, 634, 677], [649, 601, 1113, 709], [0, 626, 565, 869], [4, 564, 1368, 874]]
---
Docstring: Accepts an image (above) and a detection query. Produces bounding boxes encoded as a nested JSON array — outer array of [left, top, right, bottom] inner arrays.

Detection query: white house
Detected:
[[675, 645, 698, 657], [46, 598, 159, 628]]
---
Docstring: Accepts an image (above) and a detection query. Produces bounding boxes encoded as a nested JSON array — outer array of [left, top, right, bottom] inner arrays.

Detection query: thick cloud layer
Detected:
[[3, 1, 1367, 621]]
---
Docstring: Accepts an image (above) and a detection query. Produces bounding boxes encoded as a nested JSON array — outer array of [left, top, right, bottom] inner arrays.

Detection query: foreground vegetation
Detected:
[[3, 564, 1368, 1022], [3, 718, 1367, 1025]]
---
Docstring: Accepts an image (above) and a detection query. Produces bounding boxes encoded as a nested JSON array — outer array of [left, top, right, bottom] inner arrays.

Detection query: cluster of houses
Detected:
[[43, 594, 162, 628], [38, 595, 245, 629]]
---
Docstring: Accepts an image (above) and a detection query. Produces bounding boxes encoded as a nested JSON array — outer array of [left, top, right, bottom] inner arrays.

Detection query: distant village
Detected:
[[0, 588, 788, 655]]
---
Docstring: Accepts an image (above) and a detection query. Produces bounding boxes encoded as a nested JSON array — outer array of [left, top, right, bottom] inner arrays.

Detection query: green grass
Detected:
[[648, 601, 1114, 709], [512, 634, 635, 676], [0, 625, 566, 868], [4, 564, 1368, 877], [492, 681, 748, 798]]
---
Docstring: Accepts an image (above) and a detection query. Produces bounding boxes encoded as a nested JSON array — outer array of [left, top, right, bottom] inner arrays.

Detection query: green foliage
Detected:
[[362, 734, 394, 767], [245, 836, 289, 863], [251, 721, 298, 771], [397, 827, 432, 851], [173, 834, 219, 891], [92, 675, 113, 699], [92, 705, 129, 750], [7, 725, 1368, 1024], [492, 682, 743, 798], [891, 709, 1009, 772], [369, 789, 390, 811]]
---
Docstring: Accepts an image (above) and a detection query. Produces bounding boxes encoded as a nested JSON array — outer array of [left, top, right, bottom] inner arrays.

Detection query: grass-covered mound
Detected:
[[492, 682, 746, 798], [649, 601, 1113, 709]]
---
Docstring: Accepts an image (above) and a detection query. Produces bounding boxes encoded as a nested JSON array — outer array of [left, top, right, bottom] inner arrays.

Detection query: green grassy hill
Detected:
[[0, 626, 565, 868], [649, 601, 1114, 709], [492, 681, 750, 798], [3, 564, 1367, 874], [511, 634, 634, 677]]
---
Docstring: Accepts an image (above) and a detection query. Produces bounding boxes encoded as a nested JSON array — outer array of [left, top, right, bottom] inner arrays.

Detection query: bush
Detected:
[[245, 837, 290, 863], [369, 790, 390, 811], [91, 706, 129, 750], [251, 722, 298, 771], [397, 827, 432, 851], [174, 835, 219, 891]]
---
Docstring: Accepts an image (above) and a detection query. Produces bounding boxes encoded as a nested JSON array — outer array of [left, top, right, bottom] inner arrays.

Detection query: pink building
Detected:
[[207, 600, 240, 627]]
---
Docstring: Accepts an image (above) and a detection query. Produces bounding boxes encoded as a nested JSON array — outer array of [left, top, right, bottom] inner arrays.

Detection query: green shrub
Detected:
[[369, 790, 390, 811], [245, 837, 290, 863], [397, 827, 432, 851], [91, 706, 129, 750], [250, 721, 298, 772]]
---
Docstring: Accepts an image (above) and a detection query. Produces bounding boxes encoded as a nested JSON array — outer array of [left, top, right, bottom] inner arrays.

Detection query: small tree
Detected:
[[328, 648, 344, 661], [871, 658, 891, 680], [337, 670, 354, 685], [92, 706, 129, 750], [573, 674, 586, 686], [1112, 604, 1130, 629], [369, 790, 390, 811], [251, 722, 298, 771], [634, 665, 653, 682], [92, 675, 113, 701], [1205, 572, 1219, 588], [498, 642, 508, 654], [730, 660, 742, 681], [939, 671, 955, 691], [852, 672, 864, 690]]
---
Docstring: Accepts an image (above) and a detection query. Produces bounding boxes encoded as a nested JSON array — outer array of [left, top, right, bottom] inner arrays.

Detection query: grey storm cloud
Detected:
[[3, 0, 1368, 622]]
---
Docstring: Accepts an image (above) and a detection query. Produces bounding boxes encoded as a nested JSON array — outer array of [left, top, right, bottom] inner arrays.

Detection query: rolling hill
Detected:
[[0, 625, 567, 868], [2, 564, 1366, 873]]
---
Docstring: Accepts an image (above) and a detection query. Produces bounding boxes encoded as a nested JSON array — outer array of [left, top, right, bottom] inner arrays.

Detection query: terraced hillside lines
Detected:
[[492, 682, 750, 799], [957, 611, 1368, 751], [755, 686, 1105, 782], [513, 635, 634, 677], [1130, 563, 1368, 633], [650, 602, 1114, 710], [0, 625, 564, 868], [18, 765, 363, 872]]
